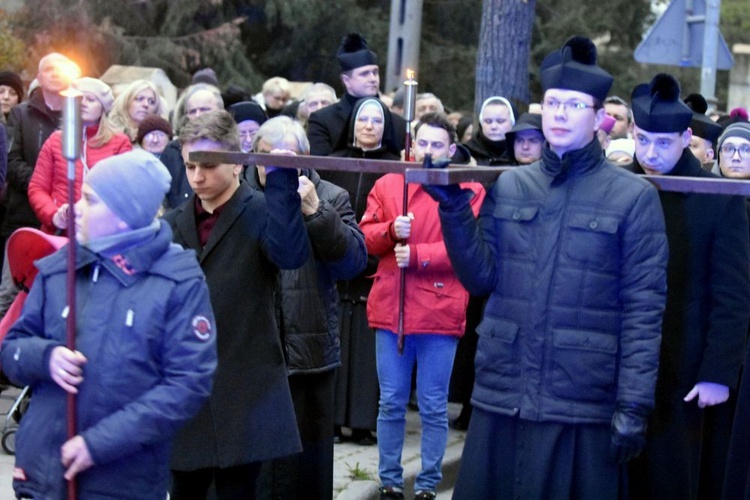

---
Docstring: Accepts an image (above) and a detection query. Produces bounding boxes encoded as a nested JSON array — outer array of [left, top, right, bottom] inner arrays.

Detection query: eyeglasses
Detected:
[[144, 130, 168, 142], [543, 98, 595, 112], [720, 144, 750, 159]]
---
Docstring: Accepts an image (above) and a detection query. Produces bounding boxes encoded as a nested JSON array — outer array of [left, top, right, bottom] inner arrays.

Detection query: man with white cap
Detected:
[[423, 36, 668, 498], [0, 149, 217, 499]]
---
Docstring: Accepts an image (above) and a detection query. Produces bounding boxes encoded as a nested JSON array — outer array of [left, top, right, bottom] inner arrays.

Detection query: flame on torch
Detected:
[[403, 69, 418, 123]]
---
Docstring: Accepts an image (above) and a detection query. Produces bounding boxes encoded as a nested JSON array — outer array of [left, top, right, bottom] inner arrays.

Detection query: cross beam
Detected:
[[189, 151, 750, 197]]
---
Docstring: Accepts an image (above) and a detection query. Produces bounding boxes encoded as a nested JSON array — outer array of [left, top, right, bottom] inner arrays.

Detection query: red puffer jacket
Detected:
[[28, 126, 132, 234], [360, 174, 485, 336]]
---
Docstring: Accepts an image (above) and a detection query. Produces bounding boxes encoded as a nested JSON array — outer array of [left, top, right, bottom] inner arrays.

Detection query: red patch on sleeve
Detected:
[[192, 315, 212, 341]]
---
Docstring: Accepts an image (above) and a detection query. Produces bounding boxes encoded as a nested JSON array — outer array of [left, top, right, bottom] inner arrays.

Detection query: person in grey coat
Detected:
[[247, 116, 367, 499]]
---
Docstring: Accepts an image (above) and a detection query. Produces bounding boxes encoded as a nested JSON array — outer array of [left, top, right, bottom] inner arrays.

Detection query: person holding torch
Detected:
[[360, 112, 484, 500], [0, 150, 217, 499]]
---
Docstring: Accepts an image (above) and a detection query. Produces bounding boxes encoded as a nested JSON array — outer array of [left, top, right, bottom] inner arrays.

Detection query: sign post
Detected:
[[634, 0, 733, 109]]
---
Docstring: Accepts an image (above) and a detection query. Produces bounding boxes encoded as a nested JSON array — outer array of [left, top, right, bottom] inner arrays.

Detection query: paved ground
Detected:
[[333, 403, 463, 499], [0, 388, 465, 500], [0, 387, 21, 500]]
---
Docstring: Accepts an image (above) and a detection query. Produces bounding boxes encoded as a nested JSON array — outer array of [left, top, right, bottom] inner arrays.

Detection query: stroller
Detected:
[[0, 228, 67, 454]]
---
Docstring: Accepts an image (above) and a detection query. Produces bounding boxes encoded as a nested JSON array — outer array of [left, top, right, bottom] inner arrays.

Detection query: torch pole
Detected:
[[398, 71, 418, 355], [62, 89, 81, 500]]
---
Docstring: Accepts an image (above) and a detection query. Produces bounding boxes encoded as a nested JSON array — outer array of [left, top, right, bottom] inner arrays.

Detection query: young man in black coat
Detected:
[[626, 73, 750, 499], [306, 32, 406, 157], [164, 110, 310, 499]]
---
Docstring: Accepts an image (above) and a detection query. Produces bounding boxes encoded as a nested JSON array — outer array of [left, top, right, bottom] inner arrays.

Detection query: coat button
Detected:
[[589, 220, 598, 229], [512, 212, 521, 220]]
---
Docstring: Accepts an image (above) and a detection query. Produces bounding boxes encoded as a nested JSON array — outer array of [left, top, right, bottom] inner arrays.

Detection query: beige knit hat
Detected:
[[71, 77, 115, 114]]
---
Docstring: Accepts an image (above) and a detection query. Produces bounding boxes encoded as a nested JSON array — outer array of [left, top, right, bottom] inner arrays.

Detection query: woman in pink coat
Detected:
[[28, 77, 131, 234]]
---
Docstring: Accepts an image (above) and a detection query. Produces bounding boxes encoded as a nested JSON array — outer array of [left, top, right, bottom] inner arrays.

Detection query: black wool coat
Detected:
[[160, 139, 192, 209], [630, 150, 750, 403], [3, 92, 60, 237], [164, 174, 310, 469], [627, 150, 750, 497], [463, 129, 511, 167]]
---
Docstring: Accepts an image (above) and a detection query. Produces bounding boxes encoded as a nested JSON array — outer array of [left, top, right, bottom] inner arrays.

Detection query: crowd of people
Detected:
[[0, 29, 745, 500]]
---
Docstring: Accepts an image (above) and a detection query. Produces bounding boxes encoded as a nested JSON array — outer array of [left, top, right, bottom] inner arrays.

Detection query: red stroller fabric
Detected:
[[0, 228, 67, 341]]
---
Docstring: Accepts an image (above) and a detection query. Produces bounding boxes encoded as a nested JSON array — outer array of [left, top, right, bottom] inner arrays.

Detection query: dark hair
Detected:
[[604, 95, 632, 120], [456, 115, 474, 142], [414, 112, 457, 145]]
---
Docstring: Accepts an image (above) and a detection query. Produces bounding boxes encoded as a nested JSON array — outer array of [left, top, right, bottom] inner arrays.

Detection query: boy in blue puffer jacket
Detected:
[[1, 149, 217, 499]]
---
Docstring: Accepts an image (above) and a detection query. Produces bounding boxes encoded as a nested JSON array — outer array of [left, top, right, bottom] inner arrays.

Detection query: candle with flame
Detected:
[[60, 60, 82, 162], [403, 69, 418, 123], [61, 89, 82, 162]]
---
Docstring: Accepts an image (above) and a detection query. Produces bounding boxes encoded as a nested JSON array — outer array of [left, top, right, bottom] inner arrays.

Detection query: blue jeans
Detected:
[[376, 329, 458, 492]]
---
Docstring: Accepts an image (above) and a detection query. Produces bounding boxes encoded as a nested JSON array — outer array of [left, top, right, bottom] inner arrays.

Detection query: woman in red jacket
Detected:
[[28, 77, 132, 234]]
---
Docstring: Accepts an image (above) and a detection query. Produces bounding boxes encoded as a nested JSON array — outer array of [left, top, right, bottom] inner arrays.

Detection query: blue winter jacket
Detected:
[[0, 221, 217, 499], [438, 139, 669, 424]]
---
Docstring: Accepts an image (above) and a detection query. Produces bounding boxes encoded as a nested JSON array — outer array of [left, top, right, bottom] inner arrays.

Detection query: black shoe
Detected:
[[450, 404, 472, 431], [414, 491, 436, 500], [351, 428, 376, 446], [449, 417, 469, 431], [356, 434, 376, 446], [379, 486, 404, 499], [333, 426, 344, 444]]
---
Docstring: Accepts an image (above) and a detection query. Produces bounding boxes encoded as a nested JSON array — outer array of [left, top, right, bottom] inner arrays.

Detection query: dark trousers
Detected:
[[454, 408, 618, 499], [724, 351, 750, 500], [256, 370, 336, 500], [628, 394, 704, 499], [171, 463, 261, 500], [334, 299, 378, 431]]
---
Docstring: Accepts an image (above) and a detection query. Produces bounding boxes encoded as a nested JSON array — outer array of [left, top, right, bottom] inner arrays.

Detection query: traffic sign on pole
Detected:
[[634, 0, 733, 69]]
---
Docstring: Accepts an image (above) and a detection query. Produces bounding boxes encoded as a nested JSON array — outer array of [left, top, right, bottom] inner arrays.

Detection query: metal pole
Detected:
[[385, 0, 424, 93], [61, 89, 81, 500], [398, 72, 418, 354], [700, 0, 722, 109]]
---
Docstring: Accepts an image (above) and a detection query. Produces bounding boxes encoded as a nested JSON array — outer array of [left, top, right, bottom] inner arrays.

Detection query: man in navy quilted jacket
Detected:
[[423, 36, 669, 499]]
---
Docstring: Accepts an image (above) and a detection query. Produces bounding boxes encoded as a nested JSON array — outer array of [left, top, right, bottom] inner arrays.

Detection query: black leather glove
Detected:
[[420, 153, 470, 209], [422, 153, 452, 170], [610, 403, 649, 464], [422, 183, 466, 206]]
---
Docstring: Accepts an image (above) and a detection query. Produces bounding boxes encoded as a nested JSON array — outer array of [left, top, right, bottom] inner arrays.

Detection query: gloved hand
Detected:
[[422, 183, 466, 204], [422, 153, 451, 170], [610, 403, 648, 464], [420, 153, 470, 208]]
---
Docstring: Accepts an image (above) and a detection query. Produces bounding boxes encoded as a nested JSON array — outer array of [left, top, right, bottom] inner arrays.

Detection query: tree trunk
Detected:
[[475, 0, 537, 114]]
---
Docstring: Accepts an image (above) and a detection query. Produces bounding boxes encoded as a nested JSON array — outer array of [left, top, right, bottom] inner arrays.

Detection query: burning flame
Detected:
[[406, 69, 414, 80], [58, 59, 82, 85]]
